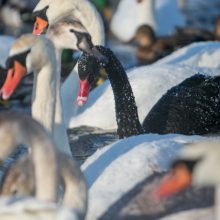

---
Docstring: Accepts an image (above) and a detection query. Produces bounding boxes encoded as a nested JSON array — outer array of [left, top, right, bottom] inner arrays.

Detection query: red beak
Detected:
[[153, 165, 192, 198], [77, 79, 90, 106], [32, 16, 48, 35], [0, 61, 27, 100]]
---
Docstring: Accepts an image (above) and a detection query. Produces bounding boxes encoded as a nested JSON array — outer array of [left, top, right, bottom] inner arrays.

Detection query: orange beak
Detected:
[[0, 61, 27, 100], [153, 164, 192, 198], [32, 16, 48, 35]]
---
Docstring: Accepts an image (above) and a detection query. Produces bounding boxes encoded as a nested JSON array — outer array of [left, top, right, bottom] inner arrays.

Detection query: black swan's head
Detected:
[[77, 46, 111, 106]]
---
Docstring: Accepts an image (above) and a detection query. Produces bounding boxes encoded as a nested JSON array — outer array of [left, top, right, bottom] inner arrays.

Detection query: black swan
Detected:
[[77, 46, 220, 137]]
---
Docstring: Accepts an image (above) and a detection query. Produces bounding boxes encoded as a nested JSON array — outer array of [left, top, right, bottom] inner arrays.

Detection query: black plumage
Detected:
[[143, 74, 220, 135]]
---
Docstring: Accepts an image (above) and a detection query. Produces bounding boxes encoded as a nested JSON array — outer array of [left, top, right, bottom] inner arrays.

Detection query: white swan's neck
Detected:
[[32, 47, 71, 156], [215, 184, 220, 220], [32, 63, 56, 133], [30, 133, 58, 202], [61, 64, 80, 125], [54, 49, 72, 155]]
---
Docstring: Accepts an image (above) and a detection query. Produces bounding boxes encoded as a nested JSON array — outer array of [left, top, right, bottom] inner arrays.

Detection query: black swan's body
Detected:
[[78, 46, 220, 138], [143, 74, 220, 135]]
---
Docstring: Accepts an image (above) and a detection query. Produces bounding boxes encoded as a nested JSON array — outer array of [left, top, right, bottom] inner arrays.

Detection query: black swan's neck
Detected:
[[97, 46, 144, 138]]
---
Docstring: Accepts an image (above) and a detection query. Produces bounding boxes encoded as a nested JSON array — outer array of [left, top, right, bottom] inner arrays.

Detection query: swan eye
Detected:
[[6, 50, 31, 69], [32, 6, 49, 21]]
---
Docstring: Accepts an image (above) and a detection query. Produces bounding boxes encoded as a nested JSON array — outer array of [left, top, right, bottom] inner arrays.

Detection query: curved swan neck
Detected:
[[97, 47, 144, 138], [29, 129, 58, 202], [0, 112, 58, 202]]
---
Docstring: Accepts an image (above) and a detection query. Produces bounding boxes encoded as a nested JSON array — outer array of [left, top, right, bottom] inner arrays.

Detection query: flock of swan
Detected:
[[0, 0, 219, 220]]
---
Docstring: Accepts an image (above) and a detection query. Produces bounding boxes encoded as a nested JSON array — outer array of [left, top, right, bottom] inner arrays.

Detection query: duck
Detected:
[[32, 0, 105, 125], [134, 25, 175, 64], [70, 41, 220, 130], [134, 18, 220, 64], [0, 111, 86, 220], [154, 141, 220, 220], [1, 153, 88, 220], [77, 46, 220, 138], [110, 0, 185, 42]]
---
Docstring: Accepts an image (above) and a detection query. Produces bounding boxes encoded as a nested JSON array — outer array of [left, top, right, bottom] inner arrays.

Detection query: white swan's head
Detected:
[[47, 17, 92, 52], [0, 34, 56, 100], [46, 16, 107, 63], [154, 141, 220, 198]]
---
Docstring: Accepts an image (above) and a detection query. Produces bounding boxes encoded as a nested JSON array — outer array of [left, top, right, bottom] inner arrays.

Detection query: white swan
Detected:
[[110, 0, 186, 42], [32, 0, 105, 124], [69, 41, 220, 129], [80, 133, 207, 220], [1, 16, 105, 154], [0, 34, 71, 154], [155, 141, 220, 220], [0, 111, 85, 220]]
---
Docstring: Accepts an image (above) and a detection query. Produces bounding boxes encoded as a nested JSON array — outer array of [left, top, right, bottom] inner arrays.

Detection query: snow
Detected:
[[159, 207, 213, 220], [156, 41, 220, 69], [0, 36, 15, 67], [0, 197, 78, 220], [81, 133, 207, 220]]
